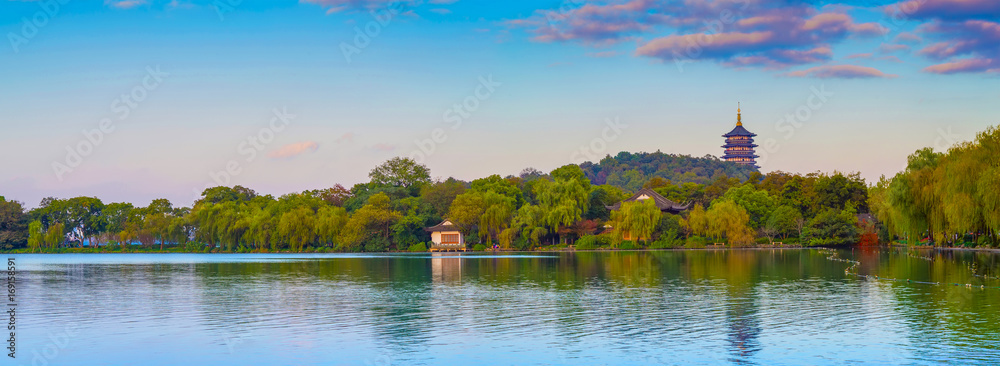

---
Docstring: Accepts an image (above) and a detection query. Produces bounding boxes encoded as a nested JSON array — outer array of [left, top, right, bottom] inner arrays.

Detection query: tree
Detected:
[[611, 199, 660, 244], [705, 200, 754, 246], [803, 207, 860, 246], [27, 220, 43, 252], [766, 205, 802, 240], [421, 178, 467, 217], [340, 193, 401, 251], [478, 191, 515, 245], [369, 157, 432, 193], [63, 197, 105, 247], [278, 207, 316, 252], [448, 191, 486, 236], [721, 184, 776, 229], [0, 198, 27, 250], [44, 222, 65, 248], [537, 165, 592, 244]]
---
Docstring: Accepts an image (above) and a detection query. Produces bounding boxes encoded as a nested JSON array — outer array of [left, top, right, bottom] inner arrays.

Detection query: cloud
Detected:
[[878, 43, 910, 53], [586, 51, 619, 58], [429, 8, 451, 15], [334, 132, 355, 143], [847, 52, 873, 59], [372, 143, 397, 152], [269, 141, 319, 159], [893, 32, 923, 44], [784, 65, 898, 79], [301, 0, 417, 13], [923, 57, 996, 74], [510, 1, 884, 70], [917, 20, 1000, 73], [106, 0, 147, 9], [884, 0, 1000, 21]]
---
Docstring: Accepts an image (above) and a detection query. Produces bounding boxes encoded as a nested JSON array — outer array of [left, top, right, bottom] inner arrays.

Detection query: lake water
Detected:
[[10, 249, 1000, 365]]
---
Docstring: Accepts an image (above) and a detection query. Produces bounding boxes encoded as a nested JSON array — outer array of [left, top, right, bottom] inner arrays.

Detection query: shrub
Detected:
[[472, 244, 487, 251], [618, 241, 640, 250], [649, 236, 681, 249], [408, 243, 428, 252], [755, 237, 771, 245], [575, 235, 600, 250], [685, 236, 707, 249]]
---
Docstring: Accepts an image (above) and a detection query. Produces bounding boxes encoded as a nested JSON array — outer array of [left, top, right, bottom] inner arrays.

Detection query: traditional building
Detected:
[[605, 188, 691, 241], [606, 188, 691, 214], [722, 104, 760, 168], [425, 220, 467, 252]]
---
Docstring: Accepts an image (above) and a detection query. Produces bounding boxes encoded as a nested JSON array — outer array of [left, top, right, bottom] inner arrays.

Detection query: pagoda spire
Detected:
[[737, 103, 742, 126]]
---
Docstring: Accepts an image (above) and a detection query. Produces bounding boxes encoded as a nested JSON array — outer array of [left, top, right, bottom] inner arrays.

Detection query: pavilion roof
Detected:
[[426, 220, 460, 232], [606, 188, 691, 214]]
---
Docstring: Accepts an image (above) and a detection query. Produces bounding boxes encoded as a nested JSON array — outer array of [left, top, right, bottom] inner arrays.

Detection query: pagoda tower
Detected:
[[721, 104, 760, 168]]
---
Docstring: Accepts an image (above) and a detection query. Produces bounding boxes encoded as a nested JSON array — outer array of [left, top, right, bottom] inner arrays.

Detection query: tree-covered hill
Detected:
[[579, 151, 759, 191]]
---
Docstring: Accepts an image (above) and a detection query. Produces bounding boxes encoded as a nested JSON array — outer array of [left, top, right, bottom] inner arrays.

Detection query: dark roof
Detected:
[[606, 188, 691, 214], [425, 220, 460, 232], [722, 124, 757, 137]]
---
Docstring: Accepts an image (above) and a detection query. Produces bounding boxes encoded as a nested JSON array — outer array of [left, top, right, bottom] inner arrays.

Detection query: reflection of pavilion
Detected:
[[431, 253, 463, 283]]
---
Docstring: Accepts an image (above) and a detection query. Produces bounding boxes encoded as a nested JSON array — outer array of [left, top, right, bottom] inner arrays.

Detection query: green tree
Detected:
[[369, 157, 432, 194], [0, 198, 27, 250]]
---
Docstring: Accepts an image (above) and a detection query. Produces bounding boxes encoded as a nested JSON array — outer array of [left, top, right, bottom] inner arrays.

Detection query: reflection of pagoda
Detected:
[[722, 104, 760, 168]]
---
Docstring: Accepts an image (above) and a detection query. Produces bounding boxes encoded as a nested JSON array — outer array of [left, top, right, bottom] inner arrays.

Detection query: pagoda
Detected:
[[721, 104, 760, 168]]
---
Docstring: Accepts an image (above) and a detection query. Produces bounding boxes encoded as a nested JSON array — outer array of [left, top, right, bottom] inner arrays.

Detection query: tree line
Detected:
[[0, 152, 882, 252]]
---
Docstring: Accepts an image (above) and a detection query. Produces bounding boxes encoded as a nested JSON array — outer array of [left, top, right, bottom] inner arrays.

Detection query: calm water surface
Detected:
[[11, 249, 1000, 365]]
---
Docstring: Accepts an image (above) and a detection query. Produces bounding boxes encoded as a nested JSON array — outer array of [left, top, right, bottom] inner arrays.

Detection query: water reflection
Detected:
[[11, 249, 1000, 365]]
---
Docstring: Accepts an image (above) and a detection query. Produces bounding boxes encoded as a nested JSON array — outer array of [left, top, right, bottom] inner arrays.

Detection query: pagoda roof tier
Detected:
[[722, 124, 756, 137], [722, 143, 759, 148]]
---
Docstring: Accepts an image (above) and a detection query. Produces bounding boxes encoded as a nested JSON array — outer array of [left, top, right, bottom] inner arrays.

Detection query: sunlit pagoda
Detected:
[[722, 104, 760, 168]]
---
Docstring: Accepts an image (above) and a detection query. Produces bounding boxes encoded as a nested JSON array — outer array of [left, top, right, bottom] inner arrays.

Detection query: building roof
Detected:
[[723, 124, 757, 137], [426, 220, 460, 232], [606, 188, 691, 214]]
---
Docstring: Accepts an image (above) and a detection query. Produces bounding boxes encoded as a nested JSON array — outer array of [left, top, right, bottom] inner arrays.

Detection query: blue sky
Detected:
[[1, 0, 997, 208]]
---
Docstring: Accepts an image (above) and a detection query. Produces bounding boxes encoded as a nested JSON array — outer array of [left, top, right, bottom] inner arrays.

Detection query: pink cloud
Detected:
[[512, 1, 883, 71], [586, 51, 619, 58], [105, 0, 147, 9], [923, 57, 997, 74], [894, 32, 923, 44], [916, 19, 1000, 73], [784, 65, 898, 79], [302, 0, 417, 13], [879, 43, 911, 53], [885, 0, 1000, 21], [269, 141, 319, 159], [847, 53, 874, 59]]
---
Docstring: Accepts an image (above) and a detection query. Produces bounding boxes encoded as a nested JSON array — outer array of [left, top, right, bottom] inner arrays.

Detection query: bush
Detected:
[[575, 235, 600, 250], [363, 237, 390, 252], [755, 237, 771, 245], [472, 244, 487, 251], [407, 243, 428, 252], [685, 236, 707, 249], [618, 241, 640, 250], [649, 236, 681, 249], [979, 235, 993, 248]]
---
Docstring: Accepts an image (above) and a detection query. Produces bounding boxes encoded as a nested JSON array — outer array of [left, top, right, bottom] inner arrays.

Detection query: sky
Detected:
[[0, 0, 997, 208]]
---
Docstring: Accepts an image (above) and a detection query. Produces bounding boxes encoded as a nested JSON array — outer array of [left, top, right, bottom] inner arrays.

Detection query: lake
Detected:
[[10, 248, 1000, 365]]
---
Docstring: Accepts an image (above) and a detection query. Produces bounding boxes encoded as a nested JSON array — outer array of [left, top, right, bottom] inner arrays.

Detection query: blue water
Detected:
[[8, 249, 1000, 365]]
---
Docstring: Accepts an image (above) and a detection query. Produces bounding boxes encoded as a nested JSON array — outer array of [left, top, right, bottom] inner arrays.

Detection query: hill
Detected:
[[579, 151, 758, 191]]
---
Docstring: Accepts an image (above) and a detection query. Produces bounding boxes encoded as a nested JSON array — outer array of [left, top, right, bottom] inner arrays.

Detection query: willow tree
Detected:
[[536, 165, 591, 244], [611, 199, 660, 245], [278, 207, 316, 252], [478, 191, 515, 245], [340, 193, 401, 251], [27, 220, 43, 252], [705, 200, 754, 246]]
